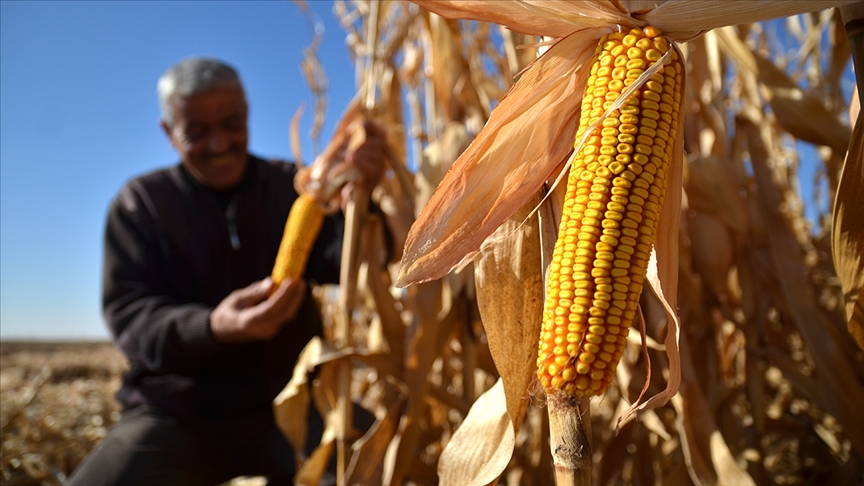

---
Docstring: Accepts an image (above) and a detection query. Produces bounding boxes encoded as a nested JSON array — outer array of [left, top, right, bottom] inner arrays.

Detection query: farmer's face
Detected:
[[161, 85, 249, 190]]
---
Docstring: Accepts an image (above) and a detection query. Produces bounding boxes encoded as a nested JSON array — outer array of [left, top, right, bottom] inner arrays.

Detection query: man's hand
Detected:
[[209, 278, 306, 344], [345, 120, 387, 194]]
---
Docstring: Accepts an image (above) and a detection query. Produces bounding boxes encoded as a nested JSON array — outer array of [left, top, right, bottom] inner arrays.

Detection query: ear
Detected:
[[159, 119, 172, 140], [160, 119, 179, 151]]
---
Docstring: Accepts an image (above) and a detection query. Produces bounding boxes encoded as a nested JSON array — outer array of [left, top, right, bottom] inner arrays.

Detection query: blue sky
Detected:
[[1, 1, 358, 339]]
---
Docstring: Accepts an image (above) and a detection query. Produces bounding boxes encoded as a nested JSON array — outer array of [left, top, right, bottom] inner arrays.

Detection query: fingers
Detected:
[[265, 278, 307, 319], [345, 121, 386, 190], [209, 277, 307, 344], [231, 278, 273, 308]]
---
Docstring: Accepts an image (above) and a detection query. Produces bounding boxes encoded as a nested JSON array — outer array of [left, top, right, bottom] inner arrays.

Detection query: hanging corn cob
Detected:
[[271, 193, 325, 288], [537, 26, 682, 398]]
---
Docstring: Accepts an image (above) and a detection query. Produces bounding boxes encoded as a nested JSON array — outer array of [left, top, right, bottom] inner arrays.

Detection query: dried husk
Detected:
[[437, 379, 515, 486], [832, 108, 864, 350], [832, 3, 864, 351]]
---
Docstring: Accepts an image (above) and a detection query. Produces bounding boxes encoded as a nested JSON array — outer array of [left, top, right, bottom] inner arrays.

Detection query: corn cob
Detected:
[[536, 26, 682, 398], [271, 193, 325, 288]]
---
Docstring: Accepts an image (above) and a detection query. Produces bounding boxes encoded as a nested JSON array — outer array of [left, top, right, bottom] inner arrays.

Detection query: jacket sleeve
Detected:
[[102, 187, 223, 376]]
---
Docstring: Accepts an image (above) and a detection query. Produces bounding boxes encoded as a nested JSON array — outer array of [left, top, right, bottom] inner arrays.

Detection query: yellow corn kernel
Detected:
[[537, 26, 682, 398], [270, 194, 324, 290]]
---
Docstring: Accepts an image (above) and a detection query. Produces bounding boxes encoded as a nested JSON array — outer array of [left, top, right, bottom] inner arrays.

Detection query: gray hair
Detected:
[[157, 57, 246, 126]]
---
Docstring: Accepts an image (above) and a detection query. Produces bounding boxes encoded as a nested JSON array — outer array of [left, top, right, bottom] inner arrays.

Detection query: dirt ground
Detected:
[[0, 342, 266, 486], [1, 341, 125, 485]]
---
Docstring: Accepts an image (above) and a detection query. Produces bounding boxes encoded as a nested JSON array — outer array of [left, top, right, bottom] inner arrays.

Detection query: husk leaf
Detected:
[[436, 379, 514, 486], [832, 109, 864, 350], [474, 192, 544, 434], [396, 27, 607, 287]]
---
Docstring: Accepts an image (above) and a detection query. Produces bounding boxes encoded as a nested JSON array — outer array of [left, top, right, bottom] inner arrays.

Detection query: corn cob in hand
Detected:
[[271, 193, 325, 289]]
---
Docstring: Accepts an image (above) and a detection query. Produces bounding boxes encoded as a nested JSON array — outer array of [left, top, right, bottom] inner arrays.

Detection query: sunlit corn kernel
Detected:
[[576, 361, 591, 374], [639, 26, 660, 38], [551, 376, 567, 388], [626, 58, 646, 70], [585, 334, 603, 345], [635, 36, 652, 49], [576, 376, 590, 390], [583, 327, 604, 340]]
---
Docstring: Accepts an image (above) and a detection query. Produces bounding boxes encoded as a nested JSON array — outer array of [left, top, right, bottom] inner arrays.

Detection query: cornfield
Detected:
[[3, 1, 864, 485]]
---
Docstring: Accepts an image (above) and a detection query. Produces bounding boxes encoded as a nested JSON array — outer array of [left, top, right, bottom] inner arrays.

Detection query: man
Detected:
[[67, 57, 385, 486]]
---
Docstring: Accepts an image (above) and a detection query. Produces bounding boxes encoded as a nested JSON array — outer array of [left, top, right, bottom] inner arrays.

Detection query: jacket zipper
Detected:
[[225, 194, 241, 251]]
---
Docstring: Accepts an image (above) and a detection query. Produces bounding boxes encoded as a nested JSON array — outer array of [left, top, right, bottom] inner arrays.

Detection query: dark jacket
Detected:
[[102, 154, 343, 420]]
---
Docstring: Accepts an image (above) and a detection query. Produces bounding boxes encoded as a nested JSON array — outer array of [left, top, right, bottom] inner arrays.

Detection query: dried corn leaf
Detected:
[[294, 99, 366, 208], [416, 0, 856, 44], [387, 278, 450, 486], [641, 0, 856, 42], [273, 338, 369, 465], [437, 379, 514, 486], [832, 109, 864, 350], [345, 383, 405, 485], [675, 332, 756, 486], [296, 409, 338, 486], [741, 114, 864, 456], [397, 27, 606, 286], [685, 156, 748, 234], [474, 192, 544, 434], [715, 26, 851, 154], [413, 0, 631, 38]]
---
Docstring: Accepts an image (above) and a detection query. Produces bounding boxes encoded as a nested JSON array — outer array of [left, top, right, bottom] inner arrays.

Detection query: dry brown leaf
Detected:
[[345, 386, 405, 486], [273, 338, 370, 465], [674, 384, 756, 486], [715, 26, 851, 154], [294, 99, 366, 209], [674, 311, 756, 486], [290, 104, 306, 167], [397, 27, 606, 286], [641, 0, 856, 42], [437, 379, 515, 486], [412, 0, 631, 38], [852, 86, 860, 128], [296, 409, 338, 486], [386, 278, 449, 486], [273, 338, 320, 460], [474, 192, 544, 434], [742, 114, 864, 456], [685, 156, 748, 235], [832, 109, 864, 350], [687, 213, 736, 298]]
